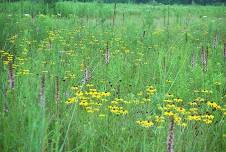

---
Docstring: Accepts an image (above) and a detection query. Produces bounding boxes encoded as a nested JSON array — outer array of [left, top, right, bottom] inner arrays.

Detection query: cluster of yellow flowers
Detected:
[[0, 50, 13, 65], [207, 101, 222, 110], [108, 105, 128, 115], [146, 85, 157, 96], [136, 115, 166, 128], [187, 114, 214, 124], [65, 97, 77, 104], [158, 88, 225, 127], [136, 120, 154, 128], [193, 89, 213, 94], [48, 31, 58, 42], [161, 102, 187, 127], [188, 97, 205, 106], [65, 81, 225, 129], [8, 34, 17, 44], [111, 98, 124, 105], [163, 97, 183, 103], [66, 84, 111, 113], [154, 115, 165, 123], [162, 93, 185, 124]]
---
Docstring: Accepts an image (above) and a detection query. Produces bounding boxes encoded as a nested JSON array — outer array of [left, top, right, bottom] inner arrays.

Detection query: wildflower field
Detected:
[[0, 1, 226, 152]]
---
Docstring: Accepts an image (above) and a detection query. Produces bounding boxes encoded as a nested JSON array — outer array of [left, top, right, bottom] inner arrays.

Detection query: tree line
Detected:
[[1, 0, 226, 5]]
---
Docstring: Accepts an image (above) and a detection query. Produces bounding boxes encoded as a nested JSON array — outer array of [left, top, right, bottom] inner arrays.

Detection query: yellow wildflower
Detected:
[[207, 101, 221, 110], [66, 97, 77, 104], [187, 115, 201, 121], [164, 111, 174, 117], [136, 120, 154, 128]]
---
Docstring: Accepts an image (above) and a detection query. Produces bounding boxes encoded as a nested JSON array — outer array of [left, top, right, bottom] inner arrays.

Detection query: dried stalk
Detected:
[[8, 61, 14, 90], [224, 43, 226, 58], [39, 74, 45, 109], [82, 67, 91, 84], [105, 42, 110, 65], [201, 46, 208, 72], [213, 32, 218, 48], [167, 117, 175, 152], [191, 51, 196, 68]]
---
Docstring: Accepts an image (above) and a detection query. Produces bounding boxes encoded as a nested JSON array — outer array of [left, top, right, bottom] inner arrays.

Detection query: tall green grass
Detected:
[[0, 1, 226, 152]]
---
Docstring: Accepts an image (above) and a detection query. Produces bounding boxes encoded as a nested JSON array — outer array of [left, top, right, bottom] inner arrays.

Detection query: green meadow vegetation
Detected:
[[0, 1, 226, 152]]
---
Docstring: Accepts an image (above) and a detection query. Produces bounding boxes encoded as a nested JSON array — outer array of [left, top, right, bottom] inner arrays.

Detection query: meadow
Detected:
[[0, 1, 226, 152]]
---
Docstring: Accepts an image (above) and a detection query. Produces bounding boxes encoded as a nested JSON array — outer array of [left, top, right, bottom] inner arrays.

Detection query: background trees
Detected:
[[1, 0, 225, 5]]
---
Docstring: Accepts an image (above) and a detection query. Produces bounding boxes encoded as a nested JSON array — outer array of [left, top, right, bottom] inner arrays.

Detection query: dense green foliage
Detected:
[[0, 1, 226, 152], [1, 0, 226, 5]]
